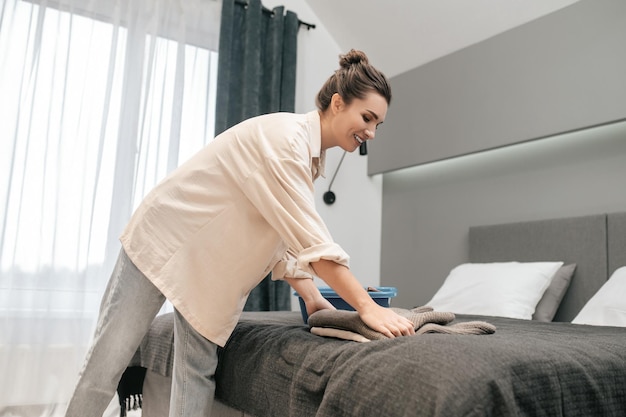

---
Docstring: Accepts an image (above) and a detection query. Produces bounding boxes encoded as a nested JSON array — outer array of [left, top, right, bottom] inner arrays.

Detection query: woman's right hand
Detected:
[[305, 294, 336, 318], [284, 276, 337, 319]]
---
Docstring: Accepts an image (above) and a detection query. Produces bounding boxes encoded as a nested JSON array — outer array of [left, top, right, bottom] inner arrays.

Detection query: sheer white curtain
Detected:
[[0, 0, 220, 415]]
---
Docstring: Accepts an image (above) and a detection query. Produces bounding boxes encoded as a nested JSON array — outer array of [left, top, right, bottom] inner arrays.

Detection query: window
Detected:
[[0, 0, 218, 318], [1, 0, 221, 407]]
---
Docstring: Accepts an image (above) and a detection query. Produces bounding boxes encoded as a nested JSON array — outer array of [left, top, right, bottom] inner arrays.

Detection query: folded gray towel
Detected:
[[308, 306, 495, 342], [416, 321, 497, 335]]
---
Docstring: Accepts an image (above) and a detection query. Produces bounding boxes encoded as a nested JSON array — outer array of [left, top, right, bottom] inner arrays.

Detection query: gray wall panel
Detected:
[[369, 0, 626, 174]]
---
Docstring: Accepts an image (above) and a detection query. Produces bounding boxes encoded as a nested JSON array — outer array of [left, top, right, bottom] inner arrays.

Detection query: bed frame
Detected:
[[120, 211, 626, 417]]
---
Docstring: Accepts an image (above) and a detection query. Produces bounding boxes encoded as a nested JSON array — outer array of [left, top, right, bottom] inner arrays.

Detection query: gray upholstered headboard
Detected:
[[608, 212, 626, 277], [468, 213, 626, 322]]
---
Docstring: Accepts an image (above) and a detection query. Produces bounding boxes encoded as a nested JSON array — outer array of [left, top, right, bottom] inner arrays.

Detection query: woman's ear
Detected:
[[330, 93, 344, 114]]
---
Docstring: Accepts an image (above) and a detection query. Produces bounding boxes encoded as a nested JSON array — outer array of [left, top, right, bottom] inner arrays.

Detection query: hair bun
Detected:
[[315, 48, 391, 111], [339, 49, 369, 69]]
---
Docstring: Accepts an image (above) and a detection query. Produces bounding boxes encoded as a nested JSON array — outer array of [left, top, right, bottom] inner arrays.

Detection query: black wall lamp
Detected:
[[323, 142, 367, 205]]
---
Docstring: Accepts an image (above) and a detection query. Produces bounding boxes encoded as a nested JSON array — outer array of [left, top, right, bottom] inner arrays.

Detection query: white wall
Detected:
[[264, 1, 384, 294]]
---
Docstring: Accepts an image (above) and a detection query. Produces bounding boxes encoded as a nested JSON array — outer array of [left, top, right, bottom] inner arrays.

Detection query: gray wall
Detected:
[[377, 0, 626, 309], [369, 0, 626, 174], [381, 121, 626, 309]]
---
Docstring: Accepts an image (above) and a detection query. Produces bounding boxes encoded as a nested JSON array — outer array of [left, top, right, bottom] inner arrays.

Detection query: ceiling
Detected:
[[303, 0, 580, 78]]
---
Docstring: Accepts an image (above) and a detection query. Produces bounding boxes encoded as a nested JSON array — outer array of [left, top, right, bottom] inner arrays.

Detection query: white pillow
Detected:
[[426, 262, 563, 320], [572, 266, 626, 327]]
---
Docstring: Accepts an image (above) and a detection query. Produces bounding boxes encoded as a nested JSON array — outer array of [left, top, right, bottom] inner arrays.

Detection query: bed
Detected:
[[119, 212, 626, 417]]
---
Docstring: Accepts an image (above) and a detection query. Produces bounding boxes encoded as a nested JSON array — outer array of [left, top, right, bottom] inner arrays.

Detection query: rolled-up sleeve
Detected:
[[241, 155, 349, 277], [271, 251, 312, 279]]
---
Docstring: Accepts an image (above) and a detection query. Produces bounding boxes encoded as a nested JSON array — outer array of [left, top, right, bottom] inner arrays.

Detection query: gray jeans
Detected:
[[65, 248, 219, 417]]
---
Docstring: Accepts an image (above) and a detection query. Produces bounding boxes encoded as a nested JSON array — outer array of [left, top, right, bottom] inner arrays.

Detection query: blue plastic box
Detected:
[[294, 286, 398, 323]]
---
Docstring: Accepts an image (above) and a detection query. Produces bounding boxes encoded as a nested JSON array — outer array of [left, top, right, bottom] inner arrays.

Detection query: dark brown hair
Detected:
[[316, 49, 392, 111]]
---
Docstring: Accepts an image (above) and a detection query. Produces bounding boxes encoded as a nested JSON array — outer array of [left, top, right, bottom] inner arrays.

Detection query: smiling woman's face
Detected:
[[322, 91, 388, 152]]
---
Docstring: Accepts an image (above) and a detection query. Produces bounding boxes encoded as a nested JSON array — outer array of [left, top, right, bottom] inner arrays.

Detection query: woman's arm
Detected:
[[284, 277, 336, 318], [310, 259, 415, 338]]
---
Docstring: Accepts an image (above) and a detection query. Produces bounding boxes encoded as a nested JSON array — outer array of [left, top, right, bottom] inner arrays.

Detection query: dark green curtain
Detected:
[[216, 0, 299, 311], [215, 0, 298, 135]]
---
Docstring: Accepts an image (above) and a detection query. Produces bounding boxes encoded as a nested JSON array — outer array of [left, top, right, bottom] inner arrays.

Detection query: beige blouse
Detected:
[[120, 110, 349, 346]]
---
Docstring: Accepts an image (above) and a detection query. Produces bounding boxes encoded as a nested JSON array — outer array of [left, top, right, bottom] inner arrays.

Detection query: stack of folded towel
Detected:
[[308, 306, 495, 342]]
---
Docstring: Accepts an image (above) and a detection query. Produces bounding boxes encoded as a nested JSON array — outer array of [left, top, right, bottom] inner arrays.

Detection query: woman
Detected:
[[65, 49, 415, 417]]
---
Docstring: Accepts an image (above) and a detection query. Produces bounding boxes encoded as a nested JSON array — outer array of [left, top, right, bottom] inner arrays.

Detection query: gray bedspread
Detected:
[[130, 311, 626, 417]]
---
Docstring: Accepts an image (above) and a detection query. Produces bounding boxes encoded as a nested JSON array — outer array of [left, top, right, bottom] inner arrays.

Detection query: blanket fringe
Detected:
[[120, 394, 143, 417], [117, 366, 147, 417]]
